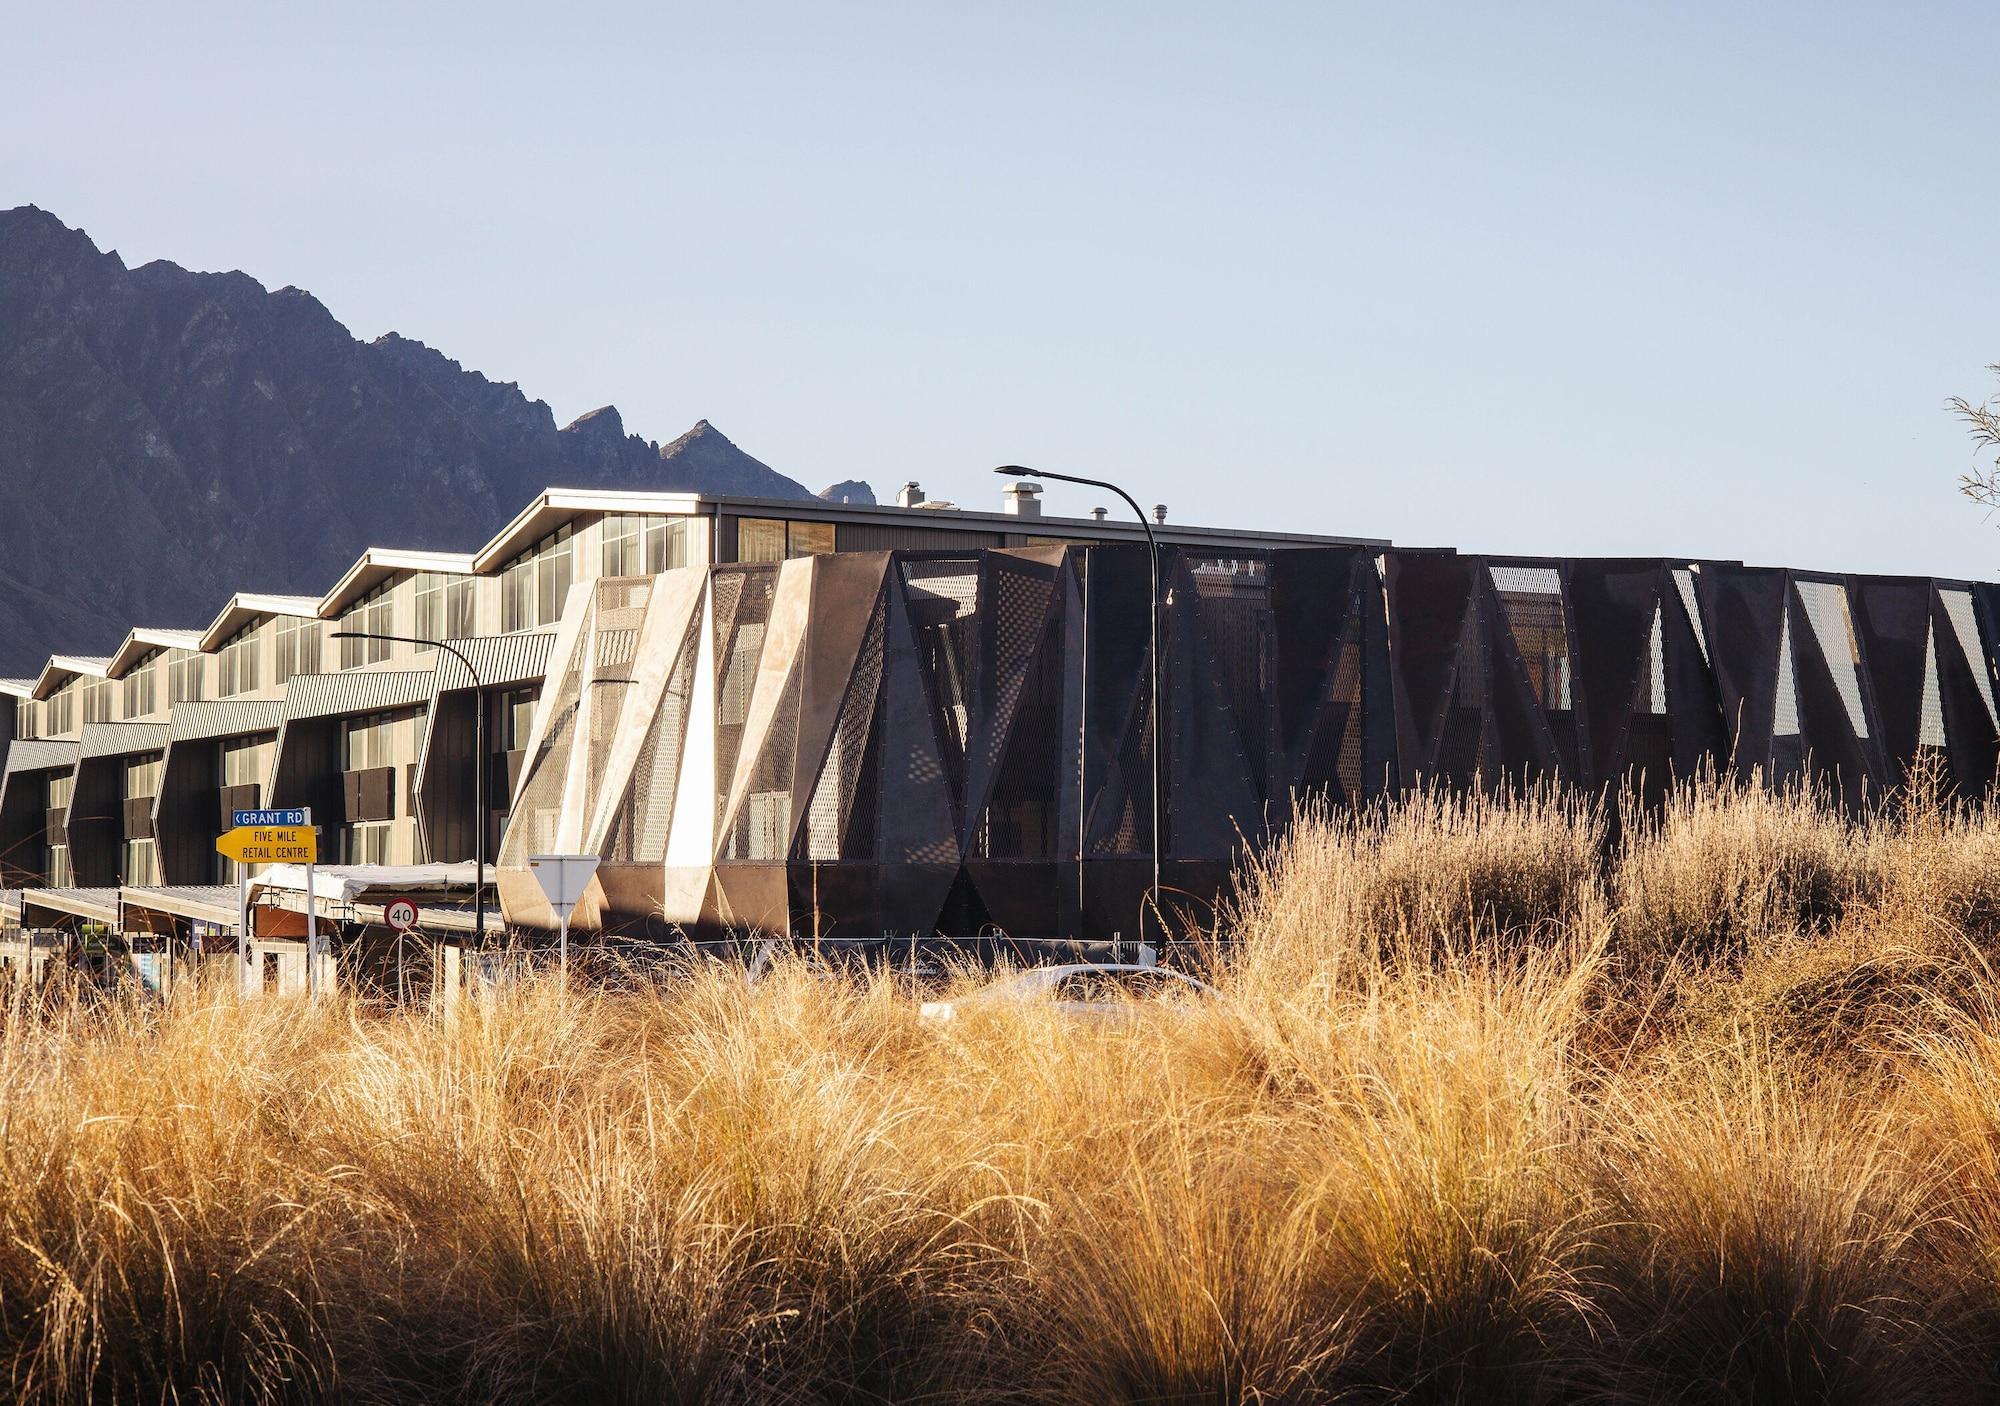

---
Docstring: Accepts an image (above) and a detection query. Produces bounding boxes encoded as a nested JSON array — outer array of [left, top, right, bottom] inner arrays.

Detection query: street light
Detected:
[[330, 633, 488, 951], [992, 466, 1162, 941]]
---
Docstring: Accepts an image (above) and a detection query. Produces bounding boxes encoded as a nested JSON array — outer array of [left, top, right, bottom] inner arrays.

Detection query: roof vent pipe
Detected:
[[1152, 504, 1168, 524], [1001, 481, 1043, 518], [1090, 506, 1107, 521], [897, 481, 924, 508]]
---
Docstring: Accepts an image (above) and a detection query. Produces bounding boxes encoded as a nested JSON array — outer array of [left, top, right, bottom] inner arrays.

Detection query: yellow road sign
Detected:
[[216, 825, 317, 864]]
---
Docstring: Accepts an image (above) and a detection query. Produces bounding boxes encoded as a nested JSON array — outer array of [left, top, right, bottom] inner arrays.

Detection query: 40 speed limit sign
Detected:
[[383, 897, 421, 932]]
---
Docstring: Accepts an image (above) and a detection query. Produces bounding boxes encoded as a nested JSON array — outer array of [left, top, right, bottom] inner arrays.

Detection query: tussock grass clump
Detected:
[[5, 775, 2000, 1399]]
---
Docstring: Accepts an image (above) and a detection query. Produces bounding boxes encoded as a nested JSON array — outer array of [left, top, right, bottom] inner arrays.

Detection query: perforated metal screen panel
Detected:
[[492, 547, 2000, 942]]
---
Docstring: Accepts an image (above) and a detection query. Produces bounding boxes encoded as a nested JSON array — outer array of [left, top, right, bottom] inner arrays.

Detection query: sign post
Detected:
[[219, 809, 317, 997], [527, 854, 599, 985]]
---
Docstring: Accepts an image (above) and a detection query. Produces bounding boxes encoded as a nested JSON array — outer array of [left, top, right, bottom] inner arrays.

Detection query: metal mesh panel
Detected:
[[580, 578, 652, 826], [900, 560, 979, 807], [1941, 589, 1997, 725], [1298, 609, 1363, 799], [983, 561, 1056, 776], [1187, 555, 1270, 791], [1489, 565, 1571, 709], [1920, 626, 1947, 749], [802, 597, 887, 861], [1092, 666, 1152, 856], [712, 570, 775, 830], [726, 663, 802, 861], [1794, 580, 1869, 739], [971, 609, 1063, 859], [498, 607, 592, 865], [1773, 604, 1800, 738], [604, 602, 703, 863], [1672, 568, 1710, 664], [1643, 604, 1667, 714]]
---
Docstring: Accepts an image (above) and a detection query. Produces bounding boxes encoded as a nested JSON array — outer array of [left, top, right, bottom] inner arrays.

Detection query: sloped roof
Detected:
[[104, 628, 204, 680], [198, 593, 322, 652], [319, 549, 476, 617]]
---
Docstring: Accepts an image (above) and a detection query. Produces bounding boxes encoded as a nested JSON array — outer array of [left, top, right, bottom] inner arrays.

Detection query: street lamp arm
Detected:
[[330, 630, 491, 952], [992, 465, 1158, 552], [991, 466, 1164, 945], [328, 631, 481, 690]]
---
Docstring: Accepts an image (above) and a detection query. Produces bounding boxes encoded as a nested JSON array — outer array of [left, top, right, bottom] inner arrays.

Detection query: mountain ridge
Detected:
[[0, 205, 822, 674]]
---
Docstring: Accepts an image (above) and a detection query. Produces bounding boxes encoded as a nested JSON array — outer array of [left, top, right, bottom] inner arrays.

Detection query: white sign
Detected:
[[529, 854, 600, 981], [527, 854, 600, 920], [384, 897, 420, 932]]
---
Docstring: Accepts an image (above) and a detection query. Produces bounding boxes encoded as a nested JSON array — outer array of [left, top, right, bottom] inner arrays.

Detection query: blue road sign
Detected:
[[232, 808, 310, 828]]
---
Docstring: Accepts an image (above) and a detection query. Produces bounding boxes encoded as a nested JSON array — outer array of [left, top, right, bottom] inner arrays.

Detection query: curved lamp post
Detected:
[[331, 632, 487, 950], [991, 466, 1162, 940]]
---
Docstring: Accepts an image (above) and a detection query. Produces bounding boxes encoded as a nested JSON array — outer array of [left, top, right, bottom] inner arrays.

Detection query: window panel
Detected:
[[645, 517, 688, 572], [275, 617, 322, 684], [167, 652, 206, 704], [737, 518, 786, 564], [787, 521, 834, 558], [340, 585, 394, 667]]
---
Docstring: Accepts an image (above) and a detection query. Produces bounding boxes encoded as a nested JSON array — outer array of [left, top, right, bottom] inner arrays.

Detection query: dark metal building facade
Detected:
[[492, 546, 2000, 942]]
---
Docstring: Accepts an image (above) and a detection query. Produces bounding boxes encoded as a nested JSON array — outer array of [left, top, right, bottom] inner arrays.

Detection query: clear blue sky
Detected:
[[6, 2, 1999, 578]]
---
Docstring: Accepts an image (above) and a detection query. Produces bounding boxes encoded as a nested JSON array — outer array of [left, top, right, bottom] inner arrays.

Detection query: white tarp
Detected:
[[248, 862, 493, 907]]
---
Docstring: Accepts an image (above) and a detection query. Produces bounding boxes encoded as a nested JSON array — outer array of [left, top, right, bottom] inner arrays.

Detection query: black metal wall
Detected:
[[506, 544, 2000, 942]]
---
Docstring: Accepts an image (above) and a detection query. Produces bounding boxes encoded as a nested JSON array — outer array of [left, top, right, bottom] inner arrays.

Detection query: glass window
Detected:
[[218, 625, 263, 697], [82, 680, 115, 724], [219, 734, 272, 789], [16, 699, 36, 740], [168, 651, 206, 704], [737, 518, 786, 564], [446, 577, 476, 640], [275, 616, 322, 684], [502, 524, 574, 631], [50, 683, 77, 735], [124, 753, 162, 799], [124, 838, 159, 886], [415, 573, 445, 643], [340, 709, 425, 774], [601, 514, 644, 577], [413, 573, 475, 642], [788, 521, 834, 558], [499, 687, 537, 751], [341, 821, 392, 865], [339, 583, 394, 667], [123, 656, 157, 717], [645, 517, 688, 572], [343, 712, 391, 770]]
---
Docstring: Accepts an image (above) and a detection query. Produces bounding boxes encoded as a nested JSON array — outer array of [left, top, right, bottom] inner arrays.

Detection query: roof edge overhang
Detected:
[[320, 549, 478, 617], [32, 654, 112, 699], [470, 486, 1389, 573], [472, 489, 708, 572], [197, 593, 323, 652], [104, 628, 205, 680]]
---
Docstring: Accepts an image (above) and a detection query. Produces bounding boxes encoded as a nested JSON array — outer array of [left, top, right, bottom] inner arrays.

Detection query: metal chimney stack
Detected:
[[1001, 481, 1043, 518]]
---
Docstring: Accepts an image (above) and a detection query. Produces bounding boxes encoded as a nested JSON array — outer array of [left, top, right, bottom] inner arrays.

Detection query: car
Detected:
[[918, 962, 1223, 1023]]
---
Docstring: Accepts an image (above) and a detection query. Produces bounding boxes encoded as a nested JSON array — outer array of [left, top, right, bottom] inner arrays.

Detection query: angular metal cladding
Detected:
[[490, 547, 2000, 942]]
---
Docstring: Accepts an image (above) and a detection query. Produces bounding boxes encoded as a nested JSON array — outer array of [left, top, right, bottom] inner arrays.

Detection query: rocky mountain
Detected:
[[0, 206, 828, 675], [817, 479, 876, 505]]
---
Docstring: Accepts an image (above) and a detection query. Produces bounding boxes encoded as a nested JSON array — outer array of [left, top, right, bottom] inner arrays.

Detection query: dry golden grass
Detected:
[[12, 774, 2000, 1400]]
